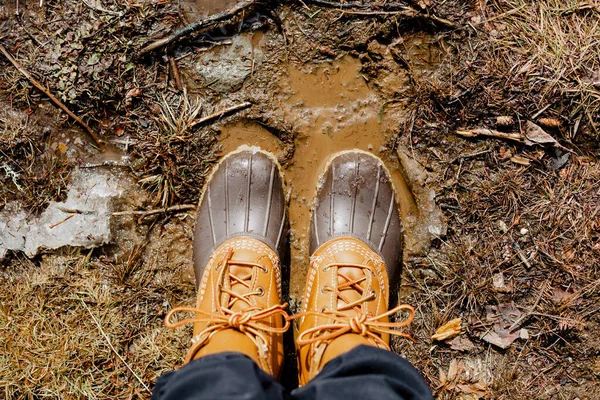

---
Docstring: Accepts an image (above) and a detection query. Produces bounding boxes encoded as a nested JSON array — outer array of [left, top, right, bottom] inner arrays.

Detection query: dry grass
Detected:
[[397, 141, 600, 398], [137, 91, 207, 207], [484, 0, 600, 121], [0, 245, 194, 399]]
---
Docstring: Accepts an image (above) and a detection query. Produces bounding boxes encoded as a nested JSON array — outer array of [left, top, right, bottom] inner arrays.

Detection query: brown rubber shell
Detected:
[[193, 148, 287, 285], [309, 150, 403, 291]]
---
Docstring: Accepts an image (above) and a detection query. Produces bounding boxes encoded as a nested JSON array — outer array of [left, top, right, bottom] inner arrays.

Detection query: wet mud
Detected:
[[218, 55, 442, 298], [182, 0, 241, 21]]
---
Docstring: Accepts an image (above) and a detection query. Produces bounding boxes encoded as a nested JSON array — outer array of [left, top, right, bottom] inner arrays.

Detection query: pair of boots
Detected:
[[165, 148, 415, 385]]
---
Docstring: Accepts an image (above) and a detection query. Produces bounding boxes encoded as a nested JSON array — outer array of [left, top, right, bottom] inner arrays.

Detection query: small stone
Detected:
[[520, 228, 529, 235], [498, 220, 508, 233], [493, 272, 505, 288], [519, 328, 529, 340]]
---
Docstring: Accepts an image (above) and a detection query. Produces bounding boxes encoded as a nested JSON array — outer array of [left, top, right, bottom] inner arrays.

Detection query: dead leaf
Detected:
[[481, 303, 526, 348], [126, 87, 142, 99], [447, 358, 459, 381], [437, 358, 489, 399], [432, 318, 462, 341], [449, 336, 476, 352], [523, 121, 558, 146], [125, 88, 142, 107], [480, 328, 520, 349], [498, 303, 522, 324], [439, 367, 447, 385], [456, 383, 488, 398]]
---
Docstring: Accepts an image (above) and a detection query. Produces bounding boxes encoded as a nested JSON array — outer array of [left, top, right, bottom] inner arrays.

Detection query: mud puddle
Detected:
[[218, 56, 439, 298], [182, 0, 240, 21]]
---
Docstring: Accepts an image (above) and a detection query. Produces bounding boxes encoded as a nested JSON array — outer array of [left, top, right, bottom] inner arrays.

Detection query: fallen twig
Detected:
[[80, 299, 150, 393], [113, 204, 196, 224], [138, 0, 454, 56], [190, 102, 252, 128], [0, 45, 105, 151], [48, 215, 74, 229], [508, 281, 547, 331], [57, 206, 94, 215], [303, 0, 370, 9], [456, 123, 571, 152], [169, 57, 183, 91], [137, 0, 261, 56], [303, 0, 457, 28], [455, 128, 524, 142]]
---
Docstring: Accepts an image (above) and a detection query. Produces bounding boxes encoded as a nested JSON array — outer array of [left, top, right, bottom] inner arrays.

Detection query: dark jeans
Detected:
[[152, 345, 433, 400]]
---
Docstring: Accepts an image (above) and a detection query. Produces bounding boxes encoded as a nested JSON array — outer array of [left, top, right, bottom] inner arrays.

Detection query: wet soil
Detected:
[[218, 55, 428, 296], [182, 0, 240, 21]]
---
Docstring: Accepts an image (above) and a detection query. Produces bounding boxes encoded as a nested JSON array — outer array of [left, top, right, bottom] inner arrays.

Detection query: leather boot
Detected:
[[165, 147, 290, 377], [295, 150, 415, 385]]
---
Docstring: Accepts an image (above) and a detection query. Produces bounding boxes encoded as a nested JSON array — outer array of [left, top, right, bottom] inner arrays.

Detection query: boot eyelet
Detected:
[[256, 287, 265, 296], [260, 266, 268, 274], [320, 307, 328, 312], [370, 290, 377, 299], [321, 285, 329, 294], [322, 265, 330, 272]]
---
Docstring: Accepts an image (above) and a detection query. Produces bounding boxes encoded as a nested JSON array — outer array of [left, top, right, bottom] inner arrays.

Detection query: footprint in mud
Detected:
[[218, 56, 444, 299]]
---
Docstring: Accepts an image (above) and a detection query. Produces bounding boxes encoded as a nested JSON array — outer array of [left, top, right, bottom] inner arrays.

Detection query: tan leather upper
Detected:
[[166, 237, 288, 377], [295, 237, 414, 385]]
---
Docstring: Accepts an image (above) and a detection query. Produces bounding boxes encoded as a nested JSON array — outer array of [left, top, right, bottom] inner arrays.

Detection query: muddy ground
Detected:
[[0, 0, 599, 399]]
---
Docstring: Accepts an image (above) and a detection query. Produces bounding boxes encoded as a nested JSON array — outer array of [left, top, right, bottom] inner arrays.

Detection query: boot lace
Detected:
[[165, 248, 290, 364], [290, 262, 415, 350]]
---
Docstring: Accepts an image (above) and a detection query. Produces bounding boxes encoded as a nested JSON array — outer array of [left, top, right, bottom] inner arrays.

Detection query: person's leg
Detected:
[[291, 345, 431, 400], [292, 151, 432, 398], [152, 353, 286, 400], [152, 148, 290, 398]]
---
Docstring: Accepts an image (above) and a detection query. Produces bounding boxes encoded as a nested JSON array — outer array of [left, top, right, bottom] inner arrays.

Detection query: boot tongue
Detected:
[[223, 248, 260, 313], [333, 252, 368, 316]]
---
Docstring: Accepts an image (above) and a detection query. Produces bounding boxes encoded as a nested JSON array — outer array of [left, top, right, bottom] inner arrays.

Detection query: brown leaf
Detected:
[[449, 336, 476, 352], [438, 367, 447, 385], [480, 328, 520, 349], [126, 87, 142, 98], [432, 318, 462, 341], [523, 121, 558, 146], [447, 358, 459, 381]]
